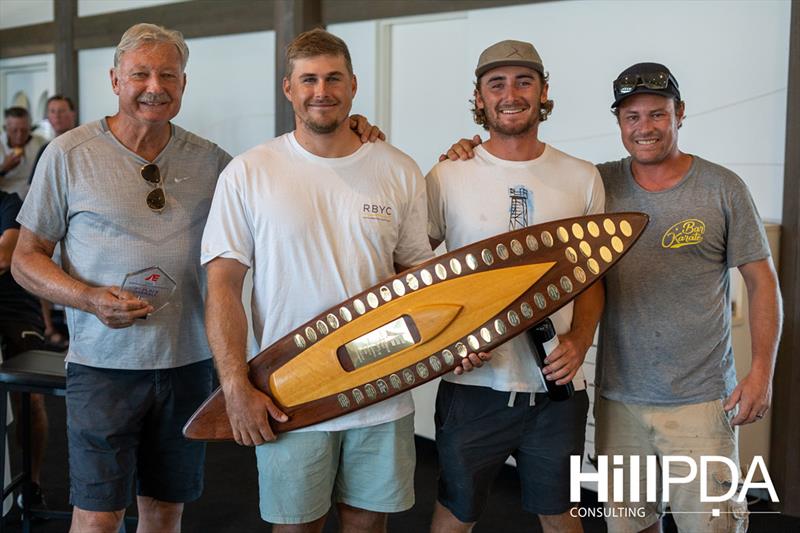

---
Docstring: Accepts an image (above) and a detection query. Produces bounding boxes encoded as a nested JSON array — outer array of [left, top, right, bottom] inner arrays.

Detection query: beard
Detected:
[[485, 101, 541, 136], [298, 98, 344, 134], [300, 115, 341, 134]]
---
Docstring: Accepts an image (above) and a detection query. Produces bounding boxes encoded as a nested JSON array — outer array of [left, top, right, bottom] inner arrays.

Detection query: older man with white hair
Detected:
[[12, 23, 230, 533]]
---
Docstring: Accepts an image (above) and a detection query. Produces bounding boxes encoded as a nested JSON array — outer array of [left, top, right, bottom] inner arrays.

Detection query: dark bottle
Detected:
[[527, 318, 574, 401]]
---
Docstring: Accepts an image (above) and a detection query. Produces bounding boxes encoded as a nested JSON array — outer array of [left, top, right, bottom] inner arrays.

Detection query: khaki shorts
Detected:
[[255, 414, 416, 524], [595, 397, 748, 533]]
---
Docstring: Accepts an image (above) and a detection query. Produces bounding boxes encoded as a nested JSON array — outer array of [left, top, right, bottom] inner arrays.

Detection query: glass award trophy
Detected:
[[121, 266, 176, 315]]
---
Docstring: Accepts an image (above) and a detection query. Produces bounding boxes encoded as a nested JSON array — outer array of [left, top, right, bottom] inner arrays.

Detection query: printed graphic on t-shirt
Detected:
[[661, 218, 705, 249], [361, 202, 394, 223], [508, 186, 533, 230]]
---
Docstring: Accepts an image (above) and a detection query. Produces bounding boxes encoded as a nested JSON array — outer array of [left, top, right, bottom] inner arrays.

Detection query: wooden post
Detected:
[[54, 0, 78, 112], [770, 0, 800, 517], [274, 0, 322, 136]]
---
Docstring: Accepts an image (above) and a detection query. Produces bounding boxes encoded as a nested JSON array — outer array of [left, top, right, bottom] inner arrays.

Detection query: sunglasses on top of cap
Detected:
[[140, 163, 166, 214], [614, 71, 678, 95]]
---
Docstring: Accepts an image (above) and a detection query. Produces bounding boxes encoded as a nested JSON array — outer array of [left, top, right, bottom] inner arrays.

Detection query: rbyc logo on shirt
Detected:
[[661, 218, 705, 249], [362, 203, 393, 222]]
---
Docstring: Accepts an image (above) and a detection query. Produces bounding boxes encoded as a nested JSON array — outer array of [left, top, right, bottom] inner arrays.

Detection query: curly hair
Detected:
[[471, 71, 554, 130]]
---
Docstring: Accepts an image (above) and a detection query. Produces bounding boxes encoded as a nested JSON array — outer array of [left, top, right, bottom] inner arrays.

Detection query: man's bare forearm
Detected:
[[12, 228, 93, 312], [740, 258, 782, 379], [570, 281, 604, 348], [205, 259, 251, 391]]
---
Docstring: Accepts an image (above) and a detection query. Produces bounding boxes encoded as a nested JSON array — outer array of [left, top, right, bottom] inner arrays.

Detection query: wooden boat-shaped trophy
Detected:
[[184, 212, 648, 440]]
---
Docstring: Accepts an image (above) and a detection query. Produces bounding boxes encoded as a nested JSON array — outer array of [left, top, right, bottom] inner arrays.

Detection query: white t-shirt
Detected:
[[426, 144, 605, 393], [202, 133, 433, 431], [1, 133, 46, 199]]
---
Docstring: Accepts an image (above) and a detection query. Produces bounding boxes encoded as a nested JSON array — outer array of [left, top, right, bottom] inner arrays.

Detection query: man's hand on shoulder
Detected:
[[349, 114, 386, 143], [82, 286, 152, 328], [438, 134, 483, 162], [222, 376, 288, 446], [724, 368, 772, 426]]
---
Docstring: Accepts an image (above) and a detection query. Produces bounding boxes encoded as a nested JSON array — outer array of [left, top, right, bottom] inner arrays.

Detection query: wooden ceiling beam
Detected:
[[0, 0, 541, 59]]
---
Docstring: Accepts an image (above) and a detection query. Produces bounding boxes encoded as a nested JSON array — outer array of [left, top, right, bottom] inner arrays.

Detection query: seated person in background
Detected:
[[0, 107, 46, 199], [0, 189, 50, 510]]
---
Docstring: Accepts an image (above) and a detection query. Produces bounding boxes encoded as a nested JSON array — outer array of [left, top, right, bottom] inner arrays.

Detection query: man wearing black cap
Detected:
[[590, 62, 782, 533], [426, 39, 605, 533]]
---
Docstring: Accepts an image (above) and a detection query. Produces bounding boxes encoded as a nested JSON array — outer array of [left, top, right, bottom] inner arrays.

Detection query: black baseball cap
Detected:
[[612, 62, 681, 108]]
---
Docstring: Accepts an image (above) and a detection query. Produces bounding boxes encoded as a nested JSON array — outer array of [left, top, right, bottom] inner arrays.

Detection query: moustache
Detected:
[[138, 93, 171, 104], [496, 101, 531, 112], [307, 98, 339, 106]]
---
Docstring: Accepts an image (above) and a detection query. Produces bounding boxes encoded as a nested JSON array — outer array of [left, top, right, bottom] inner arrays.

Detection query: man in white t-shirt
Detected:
[[426, 40, 605, 533], [201, 29, 436, 531]]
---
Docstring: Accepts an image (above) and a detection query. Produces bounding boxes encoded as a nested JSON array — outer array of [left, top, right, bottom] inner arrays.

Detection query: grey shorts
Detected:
[[255, 413, 416, 524], [66, 359, 213, 512], [435, 381, 589, 521]]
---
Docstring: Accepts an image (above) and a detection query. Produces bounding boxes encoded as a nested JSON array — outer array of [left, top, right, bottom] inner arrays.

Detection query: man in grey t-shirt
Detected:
[[594, 63, 782, 533], [12, 24, 231, 533]]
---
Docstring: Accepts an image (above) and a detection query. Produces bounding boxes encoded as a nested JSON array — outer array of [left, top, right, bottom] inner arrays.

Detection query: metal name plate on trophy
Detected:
[[121, 266, 177, 314], [183, 212, 648, 441]]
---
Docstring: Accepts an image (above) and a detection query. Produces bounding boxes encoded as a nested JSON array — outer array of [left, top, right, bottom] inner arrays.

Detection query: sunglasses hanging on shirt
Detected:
[[140, 163, 166, 213]]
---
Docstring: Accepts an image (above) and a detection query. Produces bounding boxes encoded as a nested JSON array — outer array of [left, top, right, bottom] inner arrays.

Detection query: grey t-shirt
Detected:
[[18, 119, 231, 370], [596, 155, 769, 405]]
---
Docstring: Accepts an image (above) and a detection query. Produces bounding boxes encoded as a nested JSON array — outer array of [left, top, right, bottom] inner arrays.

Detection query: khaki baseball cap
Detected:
[[475, 40, 544, 79]]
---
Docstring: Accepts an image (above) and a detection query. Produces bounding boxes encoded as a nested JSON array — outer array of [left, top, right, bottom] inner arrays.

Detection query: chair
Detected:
[[0, 350, 136, 533]]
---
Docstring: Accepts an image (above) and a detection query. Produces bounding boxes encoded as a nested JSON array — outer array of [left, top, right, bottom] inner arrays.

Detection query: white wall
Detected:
[[0, 54, 54, 114], [0, 0, 52, 29], [377, 0, 789, 222], [328, 20, 379, 124]]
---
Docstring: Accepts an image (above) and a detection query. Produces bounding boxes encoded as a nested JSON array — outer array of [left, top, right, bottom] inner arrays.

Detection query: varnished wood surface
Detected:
[[184, 212, 648, 440]]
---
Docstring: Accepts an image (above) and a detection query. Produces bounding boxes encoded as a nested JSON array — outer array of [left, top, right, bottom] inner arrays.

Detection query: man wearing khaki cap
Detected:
[[427, 39, 604, 533]]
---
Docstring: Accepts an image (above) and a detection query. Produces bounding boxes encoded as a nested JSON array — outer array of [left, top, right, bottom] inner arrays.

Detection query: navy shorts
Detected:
[[66, 359, 213, 512], [435, 380, 589, 521]]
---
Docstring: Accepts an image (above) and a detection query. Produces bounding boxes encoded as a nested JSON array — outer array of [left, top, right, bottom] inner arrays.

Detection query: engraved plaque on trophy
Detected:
[[121, 266, 176, 314], [184, 213, 649, 441]]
